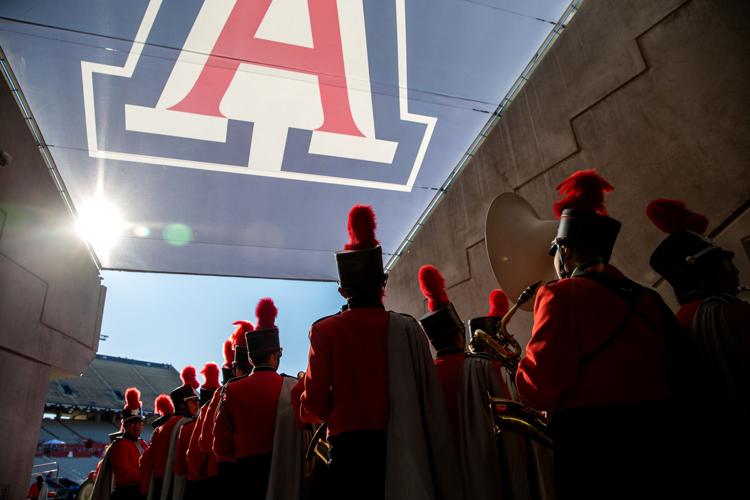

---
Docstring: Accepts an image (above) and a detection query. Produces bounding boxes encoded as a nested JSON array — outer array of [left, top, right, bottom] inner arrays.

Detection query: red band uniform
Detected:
[[140, 367, 200, 499], [515, 170, 685, 499], [647, 198, 750, 493], [92, 387, 148, 500], [298, 205, 463, 500], [213, 298, 285, 500]]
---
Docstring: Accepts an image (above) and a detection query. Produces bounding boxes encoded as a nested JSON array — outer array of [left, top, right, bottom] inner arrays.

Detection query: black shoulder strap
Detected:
[[311, 312, 340, 327], [576, 272, 647, 364], [577, 271, 645, 306]]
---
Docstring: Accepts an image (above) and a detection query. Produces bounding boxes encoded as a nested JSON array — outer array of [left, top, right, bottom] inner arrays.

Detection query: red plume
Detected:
[[345, 205, 379, 250], [154, 394, 174, 416], [124, 387, 141, 411], [255, 298, 278, 329], [181, 365, 200, 390], [646, 198, 709, 235], [488, 289, 509, 318], [231, 321, 254, 347], [553, 169, 614, 218], [418, 265, 450, 312], [223, 339, 234, 366], [201, 362, 221, 390]]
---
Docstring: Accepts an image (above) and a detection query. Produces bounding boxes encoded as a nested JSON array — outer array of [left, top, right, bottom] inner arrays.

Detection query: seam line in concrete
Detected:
[[0, 344, 52, 368], [0, 207, 6, 239], [0, 250, 94, 350], [514, 0, 693, 192]]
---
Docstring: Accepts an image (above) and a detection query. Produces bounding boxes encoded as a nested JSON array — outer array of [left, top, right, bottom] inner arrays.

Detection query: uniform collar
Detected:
[[347, 296, 385, 309], [252, 366, 276, 373], [436, 346, 464, 358], [570, 258, 606, 277]]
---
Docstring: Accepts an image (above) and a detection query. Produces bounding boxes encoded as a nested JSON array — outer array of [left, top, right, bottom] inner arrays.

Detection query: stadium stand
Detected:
[[38, 427, 57, 443], [36, 354, 181, 484], [46, 354, 179, 413], [41, 420, 81, 444], [33, 456, 100, 484], [66, 420, 120, 444]]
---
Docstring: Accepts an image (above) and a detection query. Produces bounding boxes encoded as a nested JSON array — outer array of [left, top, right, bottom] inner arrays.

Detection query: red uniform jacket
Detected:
[[516, 265, 673, 413], [139, 446, 151, 495], [213, 369, 283, 461], [434, 352, 508, 439], [173, 419, 196, 479], [139, 414, 183, 493], [198, 389, 223, 476], [26, 483, 41, 499], [110, 437, 149, 487], [185, 402, 211, 480], [300, 307, 389, 437]]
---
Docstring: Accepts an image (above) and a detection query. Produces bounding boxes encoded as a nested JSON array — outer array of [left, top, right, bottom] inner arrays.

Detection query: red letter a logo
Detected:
[[169, 0, 363, 138]]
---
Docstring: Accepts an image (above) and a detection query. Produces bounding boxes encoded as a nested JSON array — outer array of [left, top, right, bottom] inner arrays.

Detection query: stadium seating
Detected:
[[37, 355, 182, 484], [33, 456, 99, 484], [46, 355, 180, 414], [65, 420, 119, 444], [41, 420, 81, 444], [37, 427, 57, 443]]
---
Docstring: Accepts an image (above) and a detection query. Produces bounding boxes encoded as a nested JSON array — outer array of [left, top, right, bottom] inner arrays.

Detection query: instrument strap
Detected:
[[577, 272, 647, 365]]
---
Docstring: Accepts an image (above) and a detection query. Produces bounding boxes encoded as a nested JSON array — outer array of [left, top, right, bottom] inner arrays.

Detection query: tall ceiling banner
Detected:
[[0, 0, 570, 280]]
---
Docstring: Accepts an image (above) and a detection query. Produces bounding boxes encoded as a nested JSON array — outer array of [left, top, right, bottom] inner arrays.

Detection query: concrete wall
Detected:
[[385, 0, 750, 348], [0, 76, 105, 498]]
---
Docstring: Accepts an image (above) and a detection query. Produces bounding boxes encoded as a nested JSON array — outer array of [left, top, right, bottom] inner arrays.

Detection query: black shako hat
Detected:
[[170, 366, 199, 411], [152, 394, 174, 429], [646, 199, 733, 303], [247, 298, 281, 357], [230, 321, 254, 371], [336, 205, 386, 290], [121, 387, 144, 424], [199, 363, 221, 406], [549, 170, 621, 262], [417, 265, 464, 349], [467, 289, 510, 343], [221, 339, 234, 384]]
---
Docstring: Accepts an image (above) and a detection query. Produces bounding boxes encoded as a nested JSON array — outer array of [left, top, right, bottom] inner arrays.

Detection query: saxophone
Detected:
[[305, 422, 332, 466], [470, 281, 554, 447], [489, 396, 553, 448], [468, 281, 541, 374]]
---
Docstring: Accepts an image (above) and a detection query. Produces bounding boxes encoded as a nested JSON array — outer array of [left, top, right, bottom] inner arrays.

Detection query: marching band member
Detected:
[[204, 329, 254, 498], [152, 394, 174, 430], [175, 362, 220, 500], [515, 170, 686, 499], [140, 366, 200, 500], [647, 198, 750, 417], [647, 198, 749, 492], [213, 298, 305, 500], [298, 205, 462, 500], [140, 394, 173, 495], [92, 388, 148, 500], [418, 265, 532, 500], [185, 357, 225, 498]]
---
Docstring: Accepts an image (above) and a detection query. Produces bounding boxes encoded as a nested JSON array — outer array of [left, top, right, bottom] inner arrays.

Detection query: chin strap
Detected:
[[558, 250, 570, 279]]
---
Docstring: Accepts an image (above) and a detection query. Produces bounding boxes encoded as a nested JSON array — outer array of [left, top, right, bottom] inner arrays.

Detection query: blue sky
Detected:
[[98, 271, 343, 378]]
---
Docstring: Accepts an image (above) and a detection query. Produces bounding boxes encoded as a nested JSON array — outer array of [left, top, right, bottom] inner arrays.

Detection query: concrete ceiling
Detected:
[[0, 0, 573, 280]]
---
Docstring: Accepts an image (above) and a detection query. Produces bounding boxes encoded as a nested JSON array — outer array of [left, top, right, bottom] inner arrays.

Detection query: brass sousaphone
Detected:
[[485, 192, 558, 312], [483, 192, 558, 447]]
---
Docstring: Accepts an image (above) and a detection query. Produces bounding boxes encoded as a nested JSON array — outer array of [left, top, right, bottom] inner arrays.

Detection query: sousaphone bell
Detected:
[[482, 192, 558, 447], [485, 192, 558, 312]]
